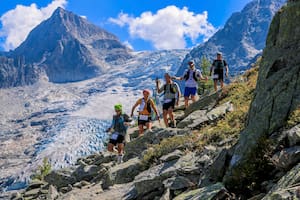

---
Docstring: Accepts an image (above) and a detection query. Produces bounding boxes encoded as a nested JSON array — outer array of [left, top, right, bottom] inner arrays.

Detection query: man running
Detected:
[[156, 73, 180, 128], [172, 60, 207, 109], [210, 52, 229, 91], [106, 104, 132, 164]]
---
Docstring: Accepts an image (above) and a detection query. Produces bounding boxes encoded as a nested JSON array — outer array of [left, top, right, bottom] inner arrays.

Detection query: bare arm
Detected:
[[225, 65, 229, 77], [172, 76, 184, 81], [150, 100, 160, 120], [156, 79, 164, 94], [131, 101, 140, 117]]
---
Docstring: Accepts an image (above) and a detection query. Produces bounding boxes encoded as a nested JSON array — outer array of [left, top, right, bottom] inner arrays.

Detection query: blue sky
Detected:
[[0, 0, 252, 51]]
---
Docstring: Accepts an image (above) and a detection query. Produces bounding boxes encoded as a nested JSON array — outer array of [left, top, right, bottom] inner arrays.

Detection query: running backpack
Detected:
[[141, 98, 152, 114], [184, 69, 198, 81], [112, 114, 128, 132], [163, 83, 177, 94], [213, 60, 226, 70]]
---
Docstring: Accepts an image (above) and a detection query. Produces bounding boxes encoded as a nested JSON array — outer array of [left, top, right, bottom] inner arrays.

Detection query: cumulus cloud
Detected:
[[109, 6, 217, 50], [0, 0, 67, 51]]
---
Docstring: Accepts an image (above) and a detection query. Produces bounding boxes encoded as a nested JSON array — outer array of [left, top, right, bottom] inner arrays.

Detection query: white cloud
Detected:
[[109, 6, 216, 50], [0, 0, 67, 51], [123, 40, 134, 50]]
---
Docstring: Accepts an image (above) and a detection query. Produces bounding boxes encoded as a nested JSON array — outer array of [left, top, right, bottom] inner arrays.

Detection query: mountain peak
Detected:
[[10, 7, 132, 84], [176, 0, 286, 77]]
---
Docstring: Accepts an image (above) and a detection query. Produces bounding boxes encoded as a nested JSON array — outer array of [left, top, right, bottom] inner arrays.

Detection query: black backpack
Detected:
[[213, 60, 226, 70], [184, 69, 198, 81], [141, 98, 152, 114]]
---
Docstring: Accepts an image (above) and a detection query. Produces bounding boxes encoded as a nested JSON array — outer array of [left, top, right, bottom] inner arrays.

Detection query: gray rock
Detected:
[[163, 176, 195, 191], [286, 125, 300, 146], [182, 92, 219, 119], [271, 146, 300, 170], [108, 158, 143, 184], [159, 150, 184, 163], [177, 101, 233, 129], [23, 188, 40, 198], [262, 163, 300, 199], [208, 148, 230, 182], [224, 1, 300, 191], [72, 165, 102, 182], [173, 182, 227, 200], [47, 185, 59, 200], [132, 152, 200, 198], [206, 101, 233, 121], [177, 110, 208, 129], [124, 128, 189, 161], [160, 188, 171, 200], [26, 180, 46, 191], [44, 169, 76, 189]]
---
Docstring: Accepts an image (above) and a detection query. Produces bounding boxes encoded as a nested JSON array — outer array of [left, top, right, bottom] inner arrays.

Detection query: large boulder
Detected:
[[173, 182, 229, 200], [224, 1, 300, 193], [103, 158, 143, 186], [130, 152, 201, 199], [44, 169, 76, 189], [123, 128, 189, 161], [262, 163, 300, 200]]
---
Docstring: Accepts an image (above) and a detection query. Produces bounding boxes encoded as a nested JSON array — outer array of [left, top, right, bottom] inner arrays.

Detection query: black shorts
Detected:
[[213, 69, 224, 81], [163, 98, 176, 110], [109, 133, 125, 145], [138, 115, 151, 125]]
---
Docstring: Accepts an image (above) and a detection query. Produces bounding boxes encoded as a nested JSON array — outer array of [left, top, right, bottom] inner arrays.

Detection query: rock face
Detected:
[[12, 7, 132, 83], [223, 1, 300, 192], [0, 56, 40, 88], [176, 0, 286, 78]]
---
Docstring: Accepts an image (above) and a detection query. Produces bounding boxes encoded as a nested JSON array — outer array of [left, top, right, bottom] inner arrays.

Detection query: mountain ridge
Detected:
[[176, 0, 286, 79]]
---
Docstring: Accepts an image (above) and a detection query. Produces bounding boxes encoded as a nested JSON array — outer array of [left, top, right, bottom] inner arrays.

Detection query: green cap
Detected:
[[114, 104, 122, 111]]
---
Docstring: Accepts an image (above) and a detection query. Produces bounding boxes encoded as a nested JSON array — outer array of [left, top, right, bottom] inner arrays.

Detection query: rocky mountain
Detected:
[[8, 1, 300, 199], [176, 0, 286, 77], [3, 7, 132, 84], [0, 56, 40, 88], [224, 0, 300, 194]]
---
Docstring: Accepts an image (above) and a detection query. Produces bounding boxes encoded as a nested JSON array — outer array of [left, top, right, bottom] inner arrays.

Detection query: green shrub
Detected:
[[286, 107, 300, 128], [31, 157, 51, 181]]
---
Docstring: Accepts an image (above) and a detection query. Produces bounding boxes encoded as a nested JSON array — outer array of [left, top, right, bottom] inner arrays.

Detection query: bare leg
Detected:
[[163, 110, 168, 127], [184, 96, 189, 108], [191, 95, 196, 103], [168, 108, 174, 122], [220, 80, 224, 89], [146, 122, 152, 131], [117, 143, 124, 155], [214, 80, 218, 91], [107, 143, 114, 152], [138, 124, 144, 136]]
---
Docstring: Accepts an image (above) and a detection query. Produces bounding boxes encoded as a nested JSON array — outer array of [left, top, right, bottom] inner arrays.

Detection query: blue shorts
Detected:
[[184, 87, 197, 97]]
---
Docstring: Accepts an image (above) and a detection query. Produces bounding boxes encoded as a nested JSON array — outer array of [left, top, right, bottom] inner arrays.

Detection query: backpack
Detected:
[[142, 98, 158, 120], [163, 83, 177, 94], [141, 98, 152, 114], [112, 114, 128, 132], [213, 60, 226, 70], [184, 69, 198, 81]]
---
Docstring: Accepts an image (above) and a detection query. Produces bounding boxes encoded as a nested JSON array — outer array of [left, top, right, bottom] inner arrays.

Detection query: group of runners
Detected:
[[106, 52, 229, 163]]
